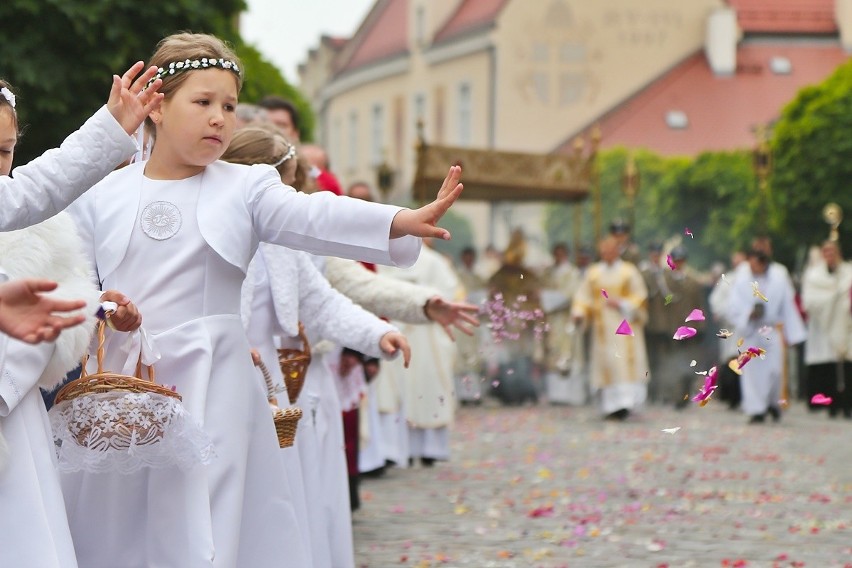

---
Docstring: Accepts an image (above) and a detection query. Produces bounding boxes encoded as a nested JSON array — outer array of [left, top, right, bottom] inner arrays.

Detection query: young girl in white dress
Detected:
[[62, 33, 463, 568], [0, 70, 155, 568]]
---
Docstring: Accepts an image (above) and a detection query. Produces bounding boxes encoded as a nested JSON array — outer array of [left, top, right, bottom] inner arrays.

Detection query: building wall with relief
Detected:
[[300, 0, 725, 263]]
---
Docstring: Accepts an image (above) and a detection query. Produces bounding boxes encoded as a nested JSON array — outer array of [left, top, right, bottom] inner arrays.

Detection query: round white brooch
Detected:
[[140, 201, 182, 240]]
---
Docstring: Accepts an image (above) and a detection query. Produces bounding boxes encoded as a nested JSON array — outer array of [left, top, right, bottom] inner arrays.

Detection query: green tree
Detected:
[[0, 1, 311, 162], [771, 58, 852, 268]]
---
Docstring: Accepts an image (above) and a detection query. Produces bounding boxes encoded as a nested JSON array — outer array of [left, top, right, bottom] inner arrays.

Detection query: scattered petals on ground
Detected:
[[666, 255, 676, 270]]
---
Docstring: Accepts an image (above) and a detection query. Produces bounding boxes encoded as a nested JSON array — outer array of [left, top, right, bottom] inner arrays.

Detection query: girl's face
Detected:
[[0, 109, 17, 176], [148, 68, 238, 177]]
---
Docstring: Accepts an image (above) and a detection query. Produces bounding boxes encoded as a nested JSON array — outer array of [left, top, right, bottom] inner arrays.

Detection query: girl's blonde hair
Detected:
[[221, 124, 308, 190], [144, 32, 244, 136], [0, 80, 19, 135]]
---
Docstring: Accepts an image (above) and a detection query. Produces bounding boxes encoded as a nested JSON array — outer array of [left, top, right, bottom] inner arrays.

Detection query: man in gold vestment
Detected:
[[571, 237, 650, 419]]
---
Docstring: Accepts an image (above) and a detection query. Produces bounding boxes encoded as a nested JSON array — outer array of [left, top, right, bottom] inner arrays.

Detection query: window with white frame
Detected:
[[371, 103, 384, 166], [458, 83, 472, 147], [413, 93, 426, 133]]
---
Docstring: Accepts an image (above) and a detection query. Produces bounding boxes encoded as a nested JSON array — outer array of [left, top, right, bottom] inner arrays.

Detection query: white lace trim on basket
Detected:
[[49, 391, 214, 474]]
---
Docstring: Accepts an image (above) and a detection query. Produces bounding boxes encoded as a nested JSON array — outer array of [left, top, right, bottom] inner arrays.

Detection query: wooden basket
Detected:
[[277, 322, 311, 405], [53, 315, 179, 447], [256, 357, 302, 448]]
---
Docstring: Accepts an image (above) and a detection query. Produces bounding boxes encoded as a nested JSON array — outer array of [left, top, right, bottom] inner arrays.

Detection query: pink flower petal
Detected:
[[684, 309, 705, 323], [811, 394, 833, 406], [615, 319, 634, 336], [685, 227, 694, 238], [673, 326, 697, 340], [601, 289, 609, 299], [666, 255, 676, 270]]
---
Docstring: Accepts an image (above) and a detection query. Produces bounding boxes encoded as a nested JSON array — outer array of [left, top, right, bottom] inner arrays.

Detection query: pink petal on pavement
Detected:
[[601, 289, 609, 299], [811, 394, 833, 406], [684, 309, 705, 322], [673, 326, 697, 340], [615, 319, 634, 336], [666, 254, 676, 270]]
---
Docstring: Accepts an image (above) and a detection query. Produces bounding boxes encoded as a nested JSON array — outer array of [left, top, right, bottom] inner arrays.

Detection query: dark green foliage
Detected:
[[771, 58, 852, 268], [0, 0, 312, 162]]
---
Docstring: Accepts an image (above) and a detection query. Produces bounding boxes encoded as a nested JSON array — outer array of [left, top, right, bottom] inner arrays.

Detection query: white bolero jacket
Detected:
[[68, 160, 421, 285], [1, 106, 136, 231], [241, 245, 396, 358]]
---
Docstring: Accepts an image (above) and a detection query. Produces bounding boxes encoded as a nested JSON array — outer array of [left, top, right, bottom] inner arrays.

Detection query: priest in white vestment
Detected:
[[727, 248, 806, 422], [801, 240, 852, 418]]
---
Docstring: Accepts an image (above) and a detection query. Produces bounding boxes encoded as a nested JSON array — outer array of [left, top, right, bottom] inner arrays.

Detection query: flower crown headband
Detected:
[[0, 87, 15, 108], [146, 58, 241, 88]]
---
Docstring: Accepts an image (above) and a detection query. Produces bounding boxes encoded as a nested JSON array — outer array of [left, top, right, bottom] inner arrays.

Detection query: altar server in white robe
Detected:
[[801, 240, 852, 417], [727, 248, 806, 422], [62, 32, 463, 568], [377, 242, 461, 465]]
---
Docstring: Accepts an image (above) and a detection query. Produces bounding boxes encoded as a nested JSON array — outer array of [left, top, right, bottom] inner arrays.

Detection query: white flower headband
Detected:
[[146, 58, 241, 88], [0, 87, 15, 109]]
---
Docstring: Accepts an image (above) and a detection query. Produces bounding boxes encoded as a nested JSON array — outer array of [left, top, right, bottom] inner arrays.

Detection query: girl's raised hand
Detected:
[[107, 61, 165, 136], [389, 165, 463, 240]]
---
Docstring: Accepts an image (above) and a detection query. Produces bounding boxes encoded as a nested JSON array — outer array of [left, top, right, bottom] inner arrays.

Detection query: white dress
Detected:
[[63, 163, 419, 568], [241, 245, 397, 568], [0, 214, 101, 568]]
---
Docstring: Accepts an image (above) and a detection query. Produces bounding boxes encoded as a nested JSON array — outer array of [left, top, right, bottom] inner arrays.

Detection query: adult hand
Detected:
[[389, 165, 463, 240], [379, 331, 411, 368], [424, 296, 480, 340], [107, 61, 165, 136], [0, 279, 89, 343], [100, 290, 142, 332]]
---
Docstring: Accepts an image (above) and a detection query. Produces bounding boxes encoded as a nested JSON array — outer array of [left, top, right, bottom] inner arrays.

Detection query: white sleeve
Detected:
[[324, 257, 434, 324], [0, 106, 137, 231], [248, 166, 420, 267], [296, 253, 396, 358], [0, 339, 53, 416]]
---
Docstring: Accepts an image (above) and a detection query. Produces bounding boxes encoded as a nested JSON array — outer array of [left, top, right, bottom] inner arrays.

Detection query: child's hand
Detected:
[[107, 61, 165, 136], [100, 290, 142, 332], [389, 165, 463, 240], [0, 279, 87, 343], [424, 296, 480, 340], [379, 331, 411, 368]]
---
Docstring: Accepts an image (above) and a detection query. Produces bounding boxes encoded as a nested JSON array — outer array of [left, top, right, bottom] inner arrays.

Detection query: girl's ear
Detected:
[[148, 99, 164, 125]]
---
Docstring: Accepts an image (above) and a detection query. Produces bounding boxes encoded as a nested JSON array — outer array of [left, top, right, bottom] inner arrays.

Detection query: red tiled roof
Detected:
[[727, 0, 837, 34], [561, 42, 849, 157], [433, 0, 509, 45], [337, 0, 409, 75]]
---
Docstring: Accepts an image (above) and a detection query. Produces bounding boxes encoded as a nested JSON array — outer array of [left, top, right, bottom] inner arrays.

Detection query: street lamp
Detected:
[[622, 153, 640, 232]]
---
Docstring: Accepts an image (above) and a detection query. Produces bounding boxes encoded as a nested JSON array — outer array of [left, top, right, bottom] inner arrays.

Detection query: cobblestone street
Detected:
[[354, 401, 852, 568]]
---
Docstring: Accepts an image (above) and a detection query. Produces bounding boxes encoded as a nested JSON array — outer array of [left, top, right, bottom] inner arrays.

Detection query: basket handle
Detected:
[[255, 356, 288, 405], [81, 312, 156, 382], [297, 322, 311, 358]]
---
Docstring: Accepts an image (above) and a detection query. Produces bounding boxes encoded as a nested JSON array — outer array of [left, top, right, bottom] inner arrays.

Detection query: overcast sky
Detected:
[[240, 0, 375, 82]]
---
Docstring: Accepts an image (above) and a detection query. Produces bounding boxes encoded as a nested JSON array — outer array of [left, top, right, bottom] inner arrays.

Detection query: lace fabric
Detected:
[[49, 391, 214, 474]]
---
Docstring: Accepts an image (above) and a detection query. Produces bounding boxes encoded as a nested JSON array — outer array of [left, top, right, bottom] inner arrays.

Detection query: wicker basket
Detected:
[[256, 357, 302, 448], [53, 317, 180, 448], [277, 322, 311, 405]]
